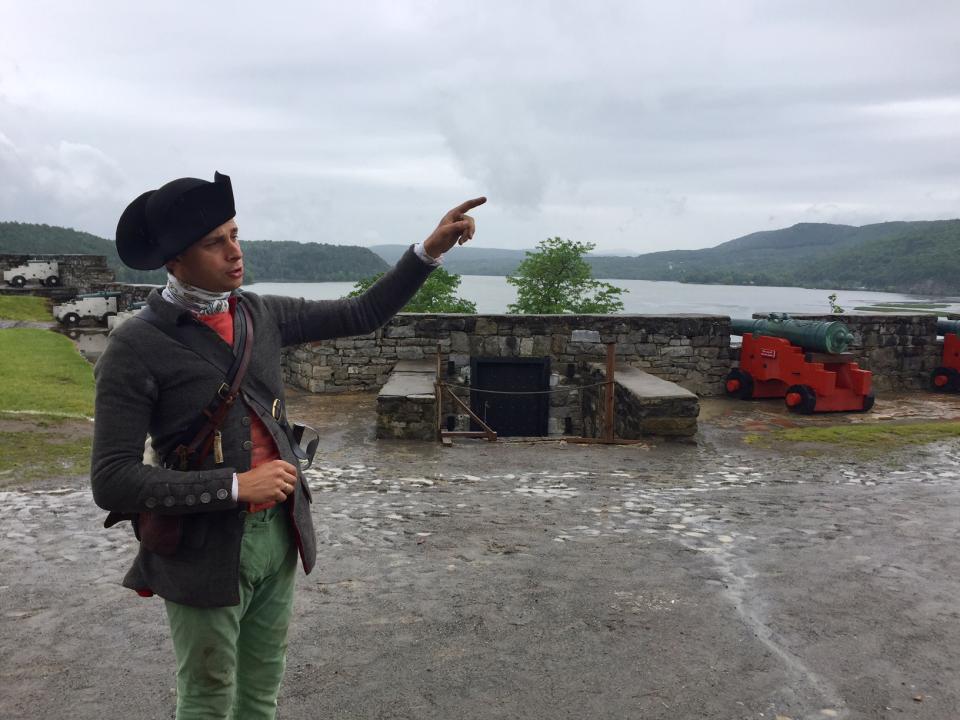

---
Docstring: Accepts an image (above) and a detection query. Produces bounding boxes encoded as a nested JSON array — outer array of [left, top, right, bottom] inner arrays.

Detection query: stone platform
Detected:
[[378, 358, 699, 441], [375, 360, 437, 440], [584, 363, 699, 437]]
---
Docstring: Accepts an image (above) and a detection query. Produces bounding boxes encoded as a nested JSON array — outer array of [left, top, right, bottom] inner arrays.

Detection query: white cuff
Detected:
[[231, 473, 238, 501], [414, 241, 442, 267]]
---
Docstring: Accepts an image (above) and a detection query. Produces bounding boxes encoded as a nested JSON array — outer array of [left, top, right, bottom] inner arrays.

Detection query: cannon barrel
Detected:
[[937, 319, 960, 336], [731, 314, 855, 354]]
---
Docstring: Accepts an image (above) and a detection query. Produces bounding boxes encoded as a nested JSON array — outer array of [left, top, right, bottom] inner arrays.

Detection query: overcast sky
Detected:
[[1, 1, 958, 255]]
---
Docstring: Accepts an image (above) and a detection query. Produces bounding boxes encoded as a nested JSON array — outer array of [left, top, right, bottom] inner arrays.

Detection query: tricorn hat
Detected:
[[116, 171, 236, 270]]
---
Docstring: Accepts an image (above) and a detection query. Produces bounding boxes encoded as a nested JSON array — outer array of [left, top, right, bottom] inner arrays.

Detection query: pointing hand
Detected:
[[422, 197, 487, 260]]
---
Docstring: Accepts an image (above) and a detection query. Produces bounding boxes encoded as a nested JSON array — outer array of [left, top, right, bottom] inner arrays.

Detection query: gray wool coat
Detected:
[[91, 246, 433, 607]]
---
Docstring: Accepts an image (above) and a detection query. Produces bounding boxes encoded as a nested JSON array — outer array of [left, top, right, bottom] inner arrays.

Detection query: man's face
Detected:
[[166, 218, 243, 292]]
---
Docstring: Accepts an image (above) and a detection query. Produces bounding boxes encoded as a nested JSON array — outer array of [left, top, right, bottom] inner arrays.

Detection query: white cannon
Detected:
[[3, 260, 61, 287], [53, 292, 120, 326]]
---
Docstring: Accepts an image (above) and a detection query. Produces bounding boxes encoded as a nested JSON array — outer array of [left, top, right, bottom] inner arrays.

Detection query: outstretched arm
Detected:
[[266, 197, 486, 346]]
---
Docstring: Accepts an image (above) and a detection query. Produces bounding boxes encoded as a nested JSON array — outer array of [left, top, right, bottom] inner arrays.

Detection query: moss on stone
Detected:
[[747, 421, 960, 452]]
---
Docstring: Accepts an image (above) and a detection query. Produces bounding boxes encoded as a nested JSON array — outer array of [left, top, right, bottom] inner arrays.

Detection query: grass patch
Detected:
[[0, 329, 94, 416], [853, 306, 941, 315], [747, 421, 960, 453], [0, 295, 52, 321], [0, 421, 92, 484], [868, 302, 949, 309]]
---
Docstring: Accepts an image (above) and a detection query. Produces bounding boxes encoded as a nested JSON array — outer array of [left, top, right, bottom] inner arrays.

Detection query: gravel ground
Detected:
[[2, 390, 960, 719]]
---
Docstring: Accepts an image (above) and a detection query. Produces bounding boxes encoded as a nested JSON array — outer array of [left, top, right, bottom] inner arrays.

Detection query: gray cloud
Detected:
[[0, 128, 128, 232]]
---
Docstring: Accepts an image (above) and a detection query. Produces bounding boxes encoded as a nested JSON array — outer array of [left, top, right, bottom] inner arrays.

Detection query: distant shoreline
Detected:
[[245, 275, 957, 318]]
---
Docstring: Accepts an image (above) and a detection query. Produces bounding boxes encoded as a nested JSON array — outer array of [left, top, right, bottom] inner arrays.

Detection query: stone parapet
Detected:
[[102, 283, 161, 310], [0, 253, 114, 294], [283, 313, 732, 398], [282, 311, 949, 427], [282, 310, 949, 438]]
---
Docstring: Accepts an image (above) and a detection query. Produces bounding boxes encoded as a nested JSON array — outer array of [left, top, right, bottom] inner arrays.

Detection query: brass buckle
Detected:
[[271, 399, 282, 421], [217, 383, 231, 400]]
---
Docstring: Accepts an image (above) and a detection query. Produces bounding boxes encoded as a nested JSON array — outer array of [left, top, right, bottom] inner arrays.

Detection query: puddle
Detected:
[[54, 328, 109, 364]]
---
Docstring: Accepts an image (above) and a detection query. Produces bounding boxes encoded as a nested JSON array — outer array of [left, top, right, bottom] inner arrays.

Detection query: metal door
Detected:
[[470, 357, 550, 436]]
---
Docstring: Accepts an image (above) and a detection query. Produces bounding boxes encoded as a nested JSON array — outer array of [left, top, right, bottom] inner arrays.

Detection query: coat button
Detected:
[[241, 440, 253, 450], [200, 492, 212, 504], [241, 416, 251, 426], [163, 496, 175, 507], [216, 488, 229, 500], [145, 497, 157, 509], [185, 495, 196, 506]]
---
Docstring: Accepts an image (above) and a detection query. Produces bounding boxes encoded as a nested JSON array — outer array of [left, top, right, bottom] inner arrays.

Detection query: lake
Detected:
[[245, 275, 956, 318]]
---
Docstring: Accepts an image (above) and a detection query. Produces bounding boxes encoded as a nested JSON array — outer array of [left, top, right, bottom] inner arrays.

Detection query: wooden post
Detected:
[[445, 388, 497, 441], [605, 342, 615, 443], [436, 342, 497, 443], [435, 342, 442, 440]]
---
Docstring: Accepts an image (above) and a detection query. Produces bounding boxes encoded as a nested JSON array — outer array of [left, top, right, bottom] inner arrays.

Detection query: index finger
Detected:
[[455, 196, 487, 213]]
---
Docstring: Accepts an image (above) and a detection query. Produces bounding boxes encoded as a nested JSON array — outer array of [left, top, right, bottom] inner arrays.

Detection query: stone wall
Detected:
[[103, 282, 161, 310], [285, 311, 947, 400], [284, 314, 732, 437], [284, 314, 731, 392], [331, 310, 952, 440], [749, 314, 941, 392], [0, 254, 114, 293]]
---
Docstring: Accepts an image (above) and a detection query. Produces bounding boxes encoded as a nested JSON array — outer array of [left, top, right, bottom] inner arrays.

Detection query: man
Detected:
[[91, 171, 484, 719]]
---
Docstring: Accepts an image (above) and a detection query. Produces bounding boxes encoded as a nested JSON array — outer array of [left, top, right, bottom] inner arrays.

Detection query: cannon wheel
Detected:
[[11, 275, 25, 287], [63, 312, 80, 326], [861, 392, 876, 412], [100, 311, 116, 324], [785, 384, 817, 414], [724, 369, 755, 400], [45, 275, 61, 287], [930, 366, 958, 392]]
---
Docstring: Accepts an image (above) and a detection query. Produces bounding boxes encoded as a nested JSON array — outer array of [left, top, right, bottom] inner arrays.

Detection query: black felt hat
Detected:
[[115, 171, 236, 270]]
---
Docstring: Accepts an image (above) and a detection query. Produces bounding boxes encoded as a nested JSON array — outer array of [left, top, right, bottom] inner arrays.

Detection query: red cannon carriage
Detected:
[[725, 314, 874, 414], [931, 319, 960, 391]]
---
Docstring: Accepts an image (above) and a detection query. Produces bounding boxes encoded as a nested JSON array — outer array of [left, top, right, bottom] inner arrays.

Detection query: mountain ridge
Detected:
[[374, 219, 960, 294], [0, 222, 388, 284], [3, 218, 958, 295]]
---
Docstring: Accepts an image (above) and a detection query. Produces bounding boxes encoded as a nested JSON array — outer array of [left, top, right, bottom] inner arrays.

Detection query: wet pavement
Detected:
[[2, 392, 960, 719]]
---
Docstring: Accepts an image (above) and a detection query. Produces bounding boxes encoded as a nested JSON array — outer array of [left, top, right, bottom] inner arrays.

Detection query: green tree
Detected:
[[348, 266, 477, 313], [507, 237, 625, 314]]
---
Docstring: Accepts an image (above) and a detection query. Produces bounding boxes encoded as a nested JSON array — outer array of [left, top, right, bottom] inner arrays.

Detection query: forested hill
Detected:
[[0, 222, 389, 284], [371, 244, 527, 276], [5, 219, 957, 294], [235, 241, 388, 283], [585, 219, 960, 294], [374, 220, 960, 294]]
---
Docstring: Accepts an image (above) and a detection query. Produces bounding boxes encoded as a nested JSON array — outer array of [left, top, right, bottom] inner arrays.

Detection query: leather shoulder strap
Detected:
[[136, 302, 254, 467]]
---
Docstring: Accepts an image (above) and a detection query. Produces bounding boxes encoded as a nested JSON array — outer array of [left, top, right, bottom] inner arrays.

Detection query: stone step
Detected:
[[587, 363, 699, 437], [376, 360, 436, 440]]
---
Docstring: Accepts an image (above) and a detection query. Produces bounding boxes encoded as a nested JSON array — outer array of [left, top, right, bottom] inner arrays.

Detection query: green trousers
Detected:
[[165, 506, 297, 720]]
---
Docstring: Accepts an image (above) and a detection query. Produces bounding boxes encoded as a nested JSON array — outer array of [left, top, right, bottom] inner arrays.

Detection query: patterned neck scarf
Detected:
[[162, 273, 232, 316]]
